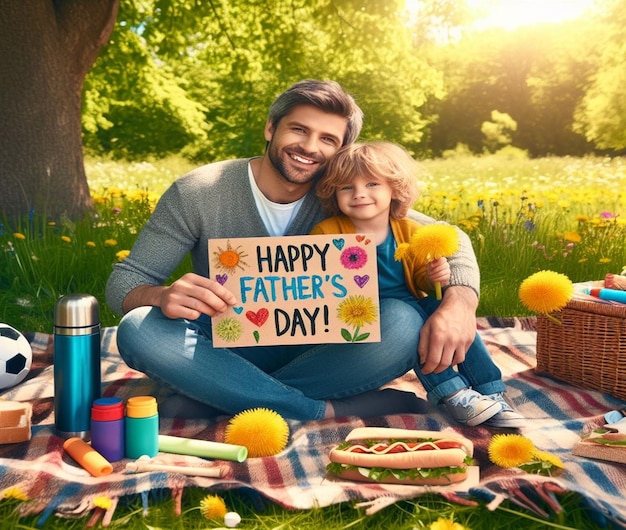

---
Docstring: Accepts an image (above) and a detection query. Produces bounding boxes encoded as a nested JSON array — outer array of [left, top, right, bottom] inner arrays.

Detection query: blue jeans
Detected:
[[412, 297, 505, 405], [116, 298, 421, 421]]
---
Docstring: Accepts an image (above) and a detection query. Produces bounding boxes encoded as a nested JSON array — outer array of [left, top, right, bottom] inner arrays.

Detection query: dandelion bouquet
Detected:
[[519, 270, 574, 324], [488, 433, 564, 476], [395, 224, 460, 300]]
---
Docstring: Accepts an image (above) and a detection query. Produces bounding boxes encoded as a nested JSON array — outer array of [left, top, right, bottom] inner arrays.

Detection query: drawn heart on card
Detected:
[[355, 235, 371, 244], [246, 308, 269, 327], [332, 238, 345, 250], [354, 275, 370, 288], [233, 307, 244, 314], [216, 274, 228, 285]]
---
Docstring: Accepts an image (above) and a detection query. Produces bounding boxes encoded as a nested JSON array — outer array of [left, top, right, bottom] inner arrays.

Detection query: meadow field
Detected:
[[1, 153, 623, 528], [3, 153, 625, 332]]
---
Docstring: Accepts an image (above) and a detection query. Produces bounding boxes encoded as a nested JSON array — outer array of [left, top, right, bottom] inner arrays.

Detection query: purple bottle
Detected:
[[90, 397, 125, 462]]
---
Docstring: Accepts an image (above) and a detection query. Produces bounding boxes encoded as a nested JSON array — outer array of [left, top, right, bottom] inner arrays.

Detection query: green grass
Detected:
[[1, 153, 625, 528], [0, 487, 614, 529], [2, 153, 625, 330]]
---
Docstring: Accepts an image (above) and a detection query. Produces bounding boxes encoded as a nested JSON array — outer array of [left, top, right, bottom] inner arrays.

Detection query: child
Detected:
[[312, 142, 524, 428]]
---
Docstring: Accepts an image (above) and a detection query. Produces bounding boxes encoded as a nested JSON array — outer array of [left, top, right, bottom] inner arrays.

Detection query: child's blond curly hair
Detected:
[[316, 142, 422, 219]]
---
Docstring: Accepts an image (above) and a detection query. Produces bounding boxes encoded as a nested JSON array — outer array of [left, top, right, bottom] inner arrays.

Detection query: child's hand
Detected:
[[427, 257, 451, 286]]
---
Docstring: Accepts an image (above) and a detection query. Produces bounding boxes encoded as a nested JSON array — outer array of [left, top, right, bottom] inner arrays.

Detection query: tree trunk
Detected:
[[0, 0, 119, 221]]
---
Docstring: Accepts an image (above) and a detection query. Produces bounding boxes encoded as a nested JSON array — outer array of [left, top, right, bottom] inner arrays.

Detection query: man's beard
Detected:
[[267, 141, 325, 185]]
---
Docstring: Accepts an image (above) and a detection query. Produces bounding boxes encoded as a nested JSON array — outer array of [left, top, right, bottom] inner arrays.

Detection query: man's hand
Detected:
[[418, 286, 478, 374], [122, 273, 237, 319]]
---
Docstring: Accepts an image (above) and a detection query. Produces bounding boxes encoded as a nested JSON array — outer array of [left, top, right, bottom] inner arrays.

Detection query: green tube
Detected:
[[158, 434, 248, 462]]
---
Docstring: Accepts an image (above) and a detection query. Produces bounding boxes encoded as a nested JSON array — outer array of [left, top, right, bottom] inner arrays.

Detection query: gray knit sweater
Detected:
[[105, 158, 480, 315]]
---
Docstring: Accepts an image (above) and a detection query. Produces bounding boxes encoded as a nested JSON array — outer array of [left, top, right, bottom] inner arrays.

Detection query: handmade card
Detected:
[[208, 234, 380, 347]]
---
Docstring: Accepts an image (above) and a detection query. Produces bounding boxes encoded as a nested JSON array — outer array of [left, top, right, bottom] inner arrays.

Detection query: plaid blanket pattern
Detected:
[[0, 319, 625, 526]]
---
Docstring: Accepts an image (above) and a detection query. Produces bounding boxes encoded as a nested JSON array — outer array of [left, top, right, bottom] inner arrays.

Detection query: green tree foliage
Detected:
[[481, 110, 516, 153], [82, 0, 444, 161], [79, 0, 618, 161], [424, 20, 600, 157], [574, 0, 626, 151], [83, 2, 209, 159]]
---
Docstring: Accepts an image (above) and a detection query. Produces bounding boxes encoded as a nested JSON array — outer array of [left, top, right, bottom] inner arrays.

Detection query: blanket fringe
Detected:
[[172, 487, 184, 516], [354, 495, 399, 515]]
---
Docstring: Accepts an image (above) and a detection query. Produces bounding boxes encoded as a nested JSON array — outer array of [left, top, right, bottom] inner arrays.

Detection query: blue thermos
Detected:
[[53, 294, 101, 439]]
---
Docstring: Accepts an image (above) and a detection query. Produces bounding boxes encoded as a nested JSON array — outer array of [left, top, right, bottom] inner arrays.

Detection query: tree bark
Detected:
[[0, 0, 119, 221]]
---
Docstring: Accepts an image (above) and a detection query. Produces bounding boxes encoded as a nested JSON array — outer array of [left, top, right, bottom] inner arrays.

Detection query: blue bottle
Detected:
[[53, 294, 101, 439]]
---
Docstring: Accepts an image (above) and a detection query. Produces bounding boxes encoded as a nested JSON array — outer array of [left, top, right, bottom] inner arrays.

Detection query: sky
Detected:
[[405, 0, 598, 31], [469, 0, 597, 30]]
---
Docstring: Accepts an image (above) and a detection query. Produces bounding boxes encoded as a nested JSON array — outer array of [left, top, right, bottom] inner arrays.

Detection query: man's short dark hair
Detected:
[[267, 80, 364, 146]]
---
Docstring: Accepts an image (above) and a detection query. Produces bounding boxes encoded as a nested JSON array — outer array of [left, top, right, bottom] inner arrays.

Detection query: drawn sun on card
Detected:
[[212, 241, 249, 275], [337, 294, 378, 342]]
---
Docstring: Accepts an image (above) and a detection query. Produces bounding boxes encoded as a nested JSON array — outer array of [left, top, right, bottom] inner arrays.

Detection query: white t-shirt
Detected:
[[248, 164, 305, 237]]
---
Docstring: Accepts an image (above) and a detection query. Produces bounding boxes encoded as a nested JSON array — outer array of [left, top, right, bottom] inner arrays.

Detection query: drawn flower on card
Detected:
[[215, 317, 244, 343], [212, 240, 249, 274], [340, 246, 368, 270], [337, 295, 378, 342]]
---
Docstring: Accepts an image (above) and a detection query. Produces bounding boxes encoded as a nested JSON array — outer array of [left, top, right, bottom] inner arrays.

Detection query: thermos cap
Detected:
[[126, 396, 158, 418], [92, 397, 124, 421], [54, 294, 100, 329]]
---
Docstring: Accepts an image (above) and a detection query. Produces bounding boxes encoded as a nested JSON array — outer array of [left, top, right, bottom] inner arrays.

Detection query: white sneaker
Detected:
[[444, 388, 502, 427], [482, 393, 525, 428]]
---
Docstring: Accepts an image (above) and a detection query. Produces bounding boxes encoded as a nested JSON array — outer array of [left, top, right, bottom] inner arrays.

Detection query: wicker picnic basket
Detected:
[[536, 298, 626, 402]]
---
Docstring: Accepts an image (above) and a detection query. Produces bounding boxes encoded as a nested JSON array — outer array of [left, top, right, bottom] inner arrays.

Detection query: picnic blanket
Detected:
[[1, 317, 625, 527]]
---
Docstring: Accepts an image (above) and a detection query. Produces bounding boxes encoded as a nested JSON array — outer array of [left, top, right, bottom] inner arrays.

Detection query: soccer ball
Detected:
[[0, 323, 32, 390]]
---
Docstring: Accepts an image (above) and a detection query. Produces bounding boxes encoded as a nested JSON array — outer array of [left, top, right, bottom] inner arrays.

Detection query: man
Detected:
[[106, 79, 481, 421]]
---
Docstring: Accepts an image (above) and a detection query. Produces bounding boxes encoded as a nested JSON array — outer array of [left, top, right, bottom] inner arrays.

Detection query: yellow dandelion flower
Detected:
[[458, 219, 478, 232], [47, 221, 56, 227], [13, 232, 26, 240], [599, 257, 612, 264], [199, 494, 227, 519], [104, 239, 117, 247], [225, 408, 289, 458], [61, 235, 71, 243], [394, 242, 411, 261], [2, 486, 28, 501], [116, 250, 130, 262], [86, 241, 96, 248], [488, 433, 536, 468], [337, 295, 378, 328], [408, 224, 460, 263], [430, 518, 466, 530], [563, 231, 581, 243], [575, 214, 589, 223], [93, 496, 112, 510], [519, 270, 573, 315]]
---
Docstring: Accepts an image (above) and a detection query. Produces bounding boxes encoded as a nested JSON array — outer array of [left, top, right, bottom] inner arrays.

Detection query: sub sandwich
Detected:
[[327, 427, 474, 485]]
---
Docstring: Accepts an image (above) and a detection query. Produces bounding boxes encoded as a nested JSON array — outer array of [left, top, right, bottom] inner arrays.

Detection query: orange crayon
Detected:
[[63, 437, 113, 477]]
